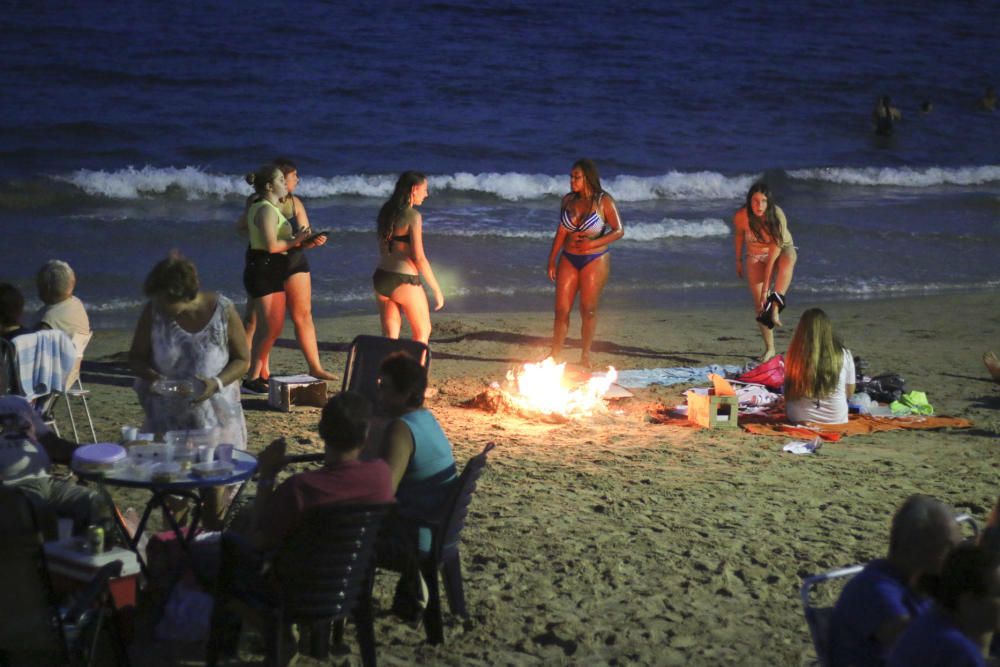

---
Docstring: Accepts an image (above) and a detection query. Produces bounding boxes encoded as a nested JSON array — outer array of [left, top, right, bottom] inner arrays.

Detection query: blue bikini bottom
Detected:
[[562, 250, 608, 271]]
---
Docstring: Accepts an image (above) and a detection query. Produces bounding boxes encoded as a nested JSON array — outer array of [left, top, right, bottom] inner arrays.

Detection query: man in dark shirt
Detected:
[[828, 494, 962, 666]]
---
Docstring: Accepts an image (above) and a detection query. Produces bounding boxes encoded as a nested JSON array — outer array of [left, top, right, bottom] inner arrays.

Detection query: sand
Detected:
[[74, 291, 1000, 666]]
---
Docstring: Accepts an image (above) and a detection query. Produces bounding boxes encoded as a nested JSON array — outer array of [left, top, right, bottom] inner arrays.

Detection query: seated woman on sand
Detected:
[[372, 171, 444, 343], [783, 308, 855, 425], [732, 182, 797, 361], [34, 260, 91, 339]]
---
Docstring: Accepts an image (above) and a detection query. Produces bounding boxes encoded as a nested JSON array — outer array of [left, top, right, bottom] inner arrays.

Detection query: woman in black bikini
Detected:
[[546, 159, 624, 368], [373, 171, 444, 343]]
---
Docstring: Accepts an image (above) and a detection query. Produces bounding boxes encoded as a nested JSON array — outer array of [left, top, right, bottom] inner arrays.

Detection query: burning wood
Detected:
[[462, 358, 618, 421]]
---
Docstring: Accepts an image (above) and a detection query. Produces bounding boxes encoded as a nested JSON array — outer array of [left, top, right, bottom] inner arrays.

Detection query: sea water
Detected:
[[1, 1, 997, 328]]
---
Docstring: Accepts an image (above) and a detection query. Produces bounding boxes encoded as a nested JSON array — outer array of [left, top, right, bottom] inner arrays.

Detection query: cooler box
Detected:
[[267, 374, 328, 412], [44, 541, 141, 640]]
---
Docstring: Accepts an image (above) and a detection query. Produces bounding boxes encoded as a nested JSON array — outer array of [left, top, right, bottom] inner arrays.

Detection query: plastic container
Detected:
[[151, 378, 205, 398]]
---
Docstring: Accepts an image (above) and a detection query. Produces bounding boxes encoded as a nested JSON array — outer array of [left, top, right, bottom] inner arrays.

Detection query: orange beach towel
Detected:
[[741, 414, 973, 440]]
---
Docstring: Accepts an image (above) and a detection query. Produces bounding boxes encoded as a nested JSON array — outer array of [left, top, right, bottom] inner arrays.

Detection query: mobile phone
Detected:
[[306, 230, 330, 244]]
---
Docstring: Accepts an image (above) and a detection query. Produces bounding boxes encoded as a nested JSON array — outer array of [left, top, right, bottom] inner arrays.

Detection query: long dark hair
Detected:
[[925, 543, 1000, 612], [572, 158, 604, 204], [744, 182, 782, 244], [377, 171, 426, 253]]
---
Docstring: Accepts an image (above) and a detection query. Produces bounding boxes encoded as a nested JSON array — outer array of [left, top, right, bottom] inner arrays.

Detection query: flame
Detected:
[[503, 358, 618, 419]]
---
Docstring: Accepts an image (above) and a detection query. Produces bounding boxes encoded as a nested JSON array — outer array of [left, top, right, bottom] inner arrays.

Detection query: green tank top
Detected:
[[247, 199, 292, 251]]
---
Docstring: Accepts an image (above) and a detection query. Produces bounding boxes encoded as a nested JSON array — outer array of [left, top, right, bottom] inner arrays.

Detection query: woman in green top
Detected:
[[240, 164, 333, 394]]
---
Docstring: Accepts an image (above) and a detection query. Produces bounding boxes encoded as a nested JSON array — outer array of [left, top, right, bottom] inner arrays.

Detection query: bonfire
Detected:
[[463, 357, 618, 421]]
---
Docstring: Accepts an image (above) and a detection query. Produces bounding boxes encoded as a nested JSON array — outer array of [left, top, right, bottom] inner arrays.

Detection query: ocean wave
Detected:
[[48, 166, 757, 202], [788, 165, 1000, 187], [53, 166, 247, 200]]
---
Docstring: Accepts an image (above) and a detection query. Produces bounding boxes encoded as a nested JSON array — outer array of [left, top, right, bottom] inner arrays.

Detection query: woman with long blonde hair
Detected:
[[783, 308, 855, 424]]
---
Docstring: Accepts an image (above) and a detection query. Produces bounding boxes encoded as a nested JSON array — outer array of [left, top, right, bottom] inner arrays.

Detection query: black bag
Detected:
[[859, 372, 907, 403]]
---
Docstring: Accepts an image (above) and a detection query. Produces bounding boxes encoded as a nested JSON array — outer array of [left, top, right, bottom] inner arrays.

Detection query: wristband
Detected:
[[211, 376, 225, 394]]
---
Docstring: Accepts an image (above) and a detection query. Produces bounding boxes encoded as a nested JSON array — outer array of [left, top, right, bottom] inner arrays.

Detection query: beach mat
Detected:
[[741, 414, 973, 439]]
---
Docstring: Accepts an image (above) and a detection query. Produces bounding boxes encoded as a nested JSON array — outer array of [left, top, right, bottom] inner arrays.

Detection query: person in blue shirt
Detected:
[[828, 495, 962, 666], [887, 543, 1000, 666]]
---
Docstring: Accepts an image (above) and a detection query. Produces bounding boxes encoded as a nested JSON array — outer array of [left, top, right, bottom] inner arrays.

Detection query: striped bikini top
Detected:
[[560, 193, 606, 236]]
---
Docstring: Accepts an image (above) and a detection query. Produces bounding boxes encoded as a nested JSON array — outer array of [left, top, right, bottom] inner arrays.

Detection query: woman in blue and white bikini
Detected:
[[546, 159, 624, 368]]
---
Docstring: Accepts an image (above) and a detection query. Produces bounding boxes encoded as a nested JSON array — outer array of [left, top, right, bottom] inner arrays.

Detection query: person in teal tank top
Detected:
[[377, 351, 457, 621]]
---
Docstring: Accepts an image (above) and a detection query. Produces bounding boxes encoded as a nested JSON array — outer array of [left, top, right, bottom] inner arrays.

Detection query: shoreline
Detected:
[[79, 289, 1000, 665]]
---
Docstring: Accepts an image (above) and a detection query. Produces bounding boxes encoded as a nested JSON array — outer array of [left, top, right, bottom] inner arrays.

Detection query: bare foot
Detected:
[[757, 350, 776, 363], [578, 355, 592, 370], [308, 368, 338, 381], [771, 302, 782, 328], [984, 351, 1000, 382]]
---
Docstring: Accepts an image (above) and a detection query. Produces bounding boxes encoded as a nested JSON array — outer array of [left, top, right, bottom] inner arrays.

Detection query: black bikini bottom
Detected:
[[372, 268, 421, 298]]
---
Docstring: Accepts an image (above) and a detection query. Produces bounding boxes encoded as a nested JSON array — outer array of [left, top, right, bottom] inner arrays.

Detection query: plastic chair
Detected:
[[207, 503, 393, 667], [341, 335, 430, 407], [42, 332, 97, 443], [799, 513, 979, 666], [0, 485, 129, 667], [380, 442, 494, 645]]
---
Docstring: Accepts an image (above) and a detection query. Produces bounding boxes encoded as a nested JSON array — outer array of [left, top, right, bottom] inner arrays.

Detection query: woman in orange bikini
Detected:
[[546, 159, 624, 368], [732, 182, 797, 361]]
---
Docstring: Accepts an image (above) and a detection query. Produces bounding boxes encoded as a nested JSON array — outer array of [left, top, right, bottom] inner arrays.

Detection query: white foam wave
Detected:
[[788, 165, 1000, 187], [53, 166, 757, 202], [626, 218, 730, 240], [54, 166, 247, 200]]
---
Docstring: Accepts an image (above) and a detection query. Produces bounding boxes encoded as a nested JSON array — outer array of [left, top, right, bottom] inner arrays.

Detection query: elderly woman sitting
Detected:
[[34, 260, 91, 339]]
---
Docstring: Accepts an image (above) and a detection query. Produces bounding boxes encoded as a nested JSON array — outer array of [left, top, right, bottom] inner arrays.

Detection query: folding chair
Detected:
[[378, 442, 494, 645], [799, 513, 979, 666], [0, 485, 129, 667], [41, 332, 97, 443], [341, 335, 430, 407]]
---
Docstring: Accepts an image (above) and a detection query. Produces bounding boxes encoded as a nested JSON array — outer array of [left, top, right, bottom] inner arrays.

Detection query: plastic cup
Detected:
[[121, 426, 138, 442], [57, 518, 73, 542], [198, 445, 216, 463], [215, 444, 234, 464]]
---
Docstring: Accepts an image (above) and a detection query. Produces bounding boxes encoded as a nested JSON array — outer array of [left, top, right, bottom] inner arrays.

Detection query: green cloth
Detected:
[[890, 390, 934, 416]]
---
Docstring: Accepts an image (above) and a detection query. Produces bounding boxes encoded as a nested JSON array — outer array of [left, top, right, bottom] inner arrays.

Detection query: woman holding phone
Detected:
[[239, 161, 335, 395]]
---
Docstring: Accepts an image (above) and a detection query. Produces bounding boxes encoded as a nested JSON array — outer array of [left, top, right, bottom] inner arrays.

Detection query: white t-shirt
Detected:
[[0, 395, 52, 482], [785, 348, 856, 425]]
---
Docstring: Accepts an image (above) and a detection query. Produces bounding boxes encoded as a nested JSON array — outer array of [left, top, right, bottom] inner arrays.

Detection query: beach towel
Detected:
[[12, 330, 76, 402], [616, 364, 743, 389], [741, 414, 973, 438]]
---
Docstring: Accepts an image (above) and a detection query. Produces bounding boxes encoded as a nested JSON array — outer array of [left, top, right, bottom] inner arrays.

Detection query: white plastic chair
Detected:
[[799, 513, 979, 666], [39, 331, 97, 443]]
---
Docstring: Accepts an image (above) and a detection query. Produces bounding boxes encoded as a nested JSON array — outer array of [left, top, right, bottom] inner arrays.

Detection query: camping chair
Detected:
[[0, 485, 129, 667], [8, 329, 77, 438], [341, 335, 430, 407], [799, 513, 980, 666], [207, 503, 393, 667], [378, 442, 494, 645]]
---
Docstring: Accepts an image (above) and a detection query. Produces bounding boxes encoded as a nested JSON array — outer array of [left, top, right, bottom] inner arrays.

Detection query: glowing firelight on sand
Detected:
[[503, 357, 617, 419]]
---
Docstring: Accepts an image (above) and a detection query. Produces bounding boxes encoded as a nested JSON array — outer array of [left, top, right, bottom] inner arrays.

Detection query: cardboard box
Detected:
[[687, 392, 739, 429], [268, 374, 328, 412]]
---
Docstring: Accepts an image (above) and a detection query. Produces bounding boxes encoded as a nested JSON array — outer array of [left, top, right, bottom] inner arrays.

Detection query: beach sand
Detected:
[[78, 291, 1000, 666]]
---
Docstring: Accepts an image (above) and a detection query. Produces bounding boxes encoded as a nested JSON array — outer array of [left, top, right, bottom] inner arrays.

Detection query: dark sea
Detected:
[[2, 1, 998, 328]]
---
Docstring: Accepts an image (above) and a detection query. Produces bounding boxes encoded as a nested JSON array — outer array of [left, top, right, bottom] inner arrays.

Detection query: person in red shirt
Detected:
[[249, 391, 394, 551]]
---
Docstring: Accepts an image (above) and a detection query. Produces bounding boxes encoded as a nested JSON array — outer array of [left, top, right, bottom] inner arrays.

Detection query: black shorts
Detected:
[[243, 248, 311, 299], [372, 268, 421, 298]]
